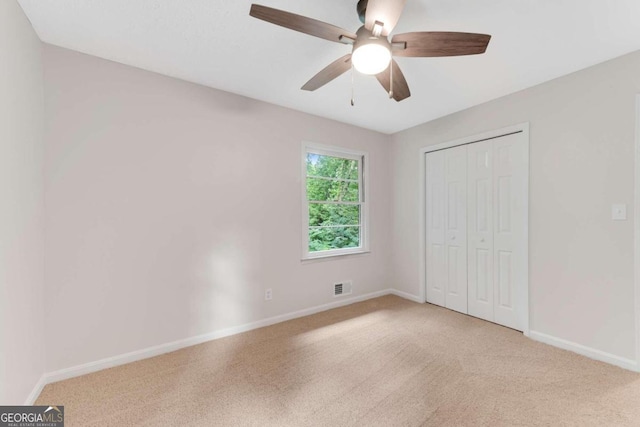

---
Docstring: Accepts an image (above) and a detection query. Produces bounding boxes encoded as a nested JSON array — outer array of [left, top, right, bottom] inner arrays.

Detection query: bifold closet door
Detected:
[[444, 146, 467, 313], [427, 132, 527, 330], [492, 134, 527, 331], [425, 150, 446, 307], [466, 133, 526, 331], [467, 140, 494, 322], [425, 145, 467, 314]]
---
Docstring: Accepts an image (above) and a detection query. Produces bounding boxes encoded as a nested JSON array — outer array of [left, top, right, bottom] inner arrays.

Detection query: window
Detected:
[[302, 143, 369, 259]]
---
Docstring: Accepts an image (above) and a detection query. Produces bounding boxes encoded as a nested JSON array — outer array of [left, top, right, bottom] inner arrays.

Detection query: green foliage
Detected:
[[308, 204, 360, 226], [306, 178, 359, 202], [306, 154, 358, 180], [306, 153, 361, 252], [309, 226, 360, 252]]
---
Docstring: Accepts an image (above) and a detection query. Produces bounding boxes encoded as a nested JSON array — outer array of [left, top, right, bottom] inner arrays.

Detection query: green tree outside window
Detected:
[[306, 152, 362, 252]]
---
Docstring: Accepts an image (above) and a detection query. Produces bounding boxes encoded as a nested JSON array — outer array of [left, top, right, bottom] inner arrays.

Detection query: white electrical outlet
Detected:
[[265, 288, 272, 301], [612, 204, 627, 221]]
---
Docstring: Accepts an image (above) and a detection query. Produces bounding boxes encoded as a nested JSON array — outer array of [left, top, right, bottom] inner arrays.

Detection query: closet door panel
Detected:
[[467, 141, 494, 322], [444, 145, 468, 314], [492, 134, 526, 331], [425, 151, 446, 307]]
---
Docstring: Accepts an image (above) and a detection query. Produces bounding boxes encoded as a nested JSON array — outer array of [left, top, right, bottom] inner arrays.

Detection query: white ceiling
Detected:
[[18, 0, 640, 134]]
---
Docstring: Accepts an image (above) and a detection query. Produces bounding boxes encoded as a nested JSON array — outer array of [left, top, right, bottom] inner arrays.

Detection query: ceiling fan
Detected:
[[249, 0, 491, 102]]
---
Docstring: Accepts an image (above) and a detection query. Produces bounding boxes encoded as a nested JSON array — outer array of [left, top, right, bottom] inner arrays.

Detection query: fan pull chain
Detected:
[[351, 63, 355, 106], [389, 61, 394, 99]]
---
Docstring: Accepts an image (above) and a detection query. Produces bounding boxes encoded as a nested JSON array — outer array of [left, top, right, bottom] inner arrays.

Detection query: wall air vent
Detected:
[[334, 281, 353, 297]]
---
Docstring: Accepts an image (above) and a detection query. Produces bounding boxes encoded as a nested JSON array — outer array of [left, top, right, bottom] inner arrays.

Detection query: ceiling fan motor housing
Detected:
[[353, 26, 391, 52]]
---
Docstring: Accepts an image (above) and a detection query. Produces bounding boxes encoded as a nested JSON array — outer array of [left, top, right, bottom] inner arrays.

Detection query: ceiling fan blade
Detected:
[[250, 4, 356, 44], [375, 60, 410, 102], [302, 55, 352, 91], [365, 0, 407, 36], [392, 32, 491, 57]]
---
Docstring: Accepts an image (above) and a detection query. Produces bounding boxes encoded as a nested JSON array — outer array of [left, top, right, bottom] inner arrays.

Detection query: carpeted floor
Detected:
[[36, 295, 640, 426]]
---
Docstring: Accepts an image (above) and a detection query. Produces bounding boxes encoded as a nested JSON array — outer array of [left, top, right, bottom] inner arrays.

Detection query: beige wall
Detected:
[[391, 50, 640, 360], [43, 45, 393, 373], [0, 1, 46, 404]]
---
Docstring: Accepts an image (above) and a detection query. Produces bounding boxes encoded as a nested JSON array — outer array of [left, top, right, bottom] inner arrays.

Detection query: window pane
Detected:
[[306, 178, 359, 202], [309, 226, 360, 252], [307, 153, 359, 180], [309, 203, 360, 227]]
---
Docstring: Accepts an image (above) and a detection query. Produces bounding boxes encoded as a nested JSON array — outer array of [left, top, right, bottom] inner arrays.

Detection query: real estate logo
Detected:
[[0, 406, 64, 427]]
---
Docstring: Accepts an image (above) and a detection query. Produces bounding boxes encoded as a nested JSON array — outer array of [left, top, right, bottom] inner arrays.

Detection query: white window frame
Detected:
[[302, 142, 370, 260]]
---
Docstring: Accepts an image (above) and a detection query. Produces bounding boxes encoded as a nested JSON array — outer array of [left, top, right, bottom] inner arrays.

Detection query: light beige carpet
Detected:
[[36, 295, 640, 426]]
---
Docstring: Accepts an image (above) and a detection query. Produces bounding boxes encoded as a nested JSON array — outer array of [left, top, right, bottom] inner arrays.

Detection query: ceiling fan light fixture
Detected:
[[249, 2, 491, 102], [352, 39, 391, 75]]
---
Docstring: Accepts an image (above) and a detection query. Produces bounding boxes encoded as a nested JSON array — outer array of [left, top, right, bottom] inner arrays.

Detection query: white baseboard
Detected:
[[25, 288, 431, 403], [43, 289, 403, 385], [24, 375, 46, 405], [31, 292, 638, 404], [529, 330, 639, 372], [389, 289, 424, 304]]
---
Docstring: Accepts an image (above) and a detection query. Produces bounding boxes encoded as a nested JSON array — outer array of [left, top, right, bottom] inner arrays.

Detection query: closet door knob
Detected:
[[451, 236, 456, 241], [480, 238, 485, 243]]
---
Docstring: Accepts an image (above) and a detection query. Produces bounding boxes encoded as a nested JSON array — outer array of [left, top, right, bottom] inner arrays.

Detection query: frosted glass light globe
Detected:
[[352, 43, 391, 75]]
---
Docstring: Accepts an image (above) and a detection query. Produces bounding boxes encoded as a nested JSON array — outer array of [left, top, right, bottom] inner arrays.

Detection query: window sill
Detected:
[[301, 250, 371, 263]]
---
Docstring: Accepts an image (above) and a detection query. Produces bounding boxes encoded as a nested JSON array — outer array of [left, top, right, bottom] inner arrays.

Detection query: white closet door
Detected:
[[493, 133, 527, 331], [467, 141, 494, 322], [425, 151, 446, 307], [426, 130, 528, 331], [444, 145, 468, 314]]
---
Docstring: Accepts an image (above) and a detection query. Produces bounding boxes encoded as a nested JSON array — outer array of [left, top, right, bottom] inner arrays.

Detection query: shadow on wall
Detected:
[[204, 235, 262, 331]]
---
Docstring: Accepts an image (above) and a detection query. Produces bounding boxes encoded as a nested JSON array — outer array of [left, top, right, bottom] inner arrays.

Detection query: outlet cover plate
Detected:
[[612, 204, 627, 221]]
